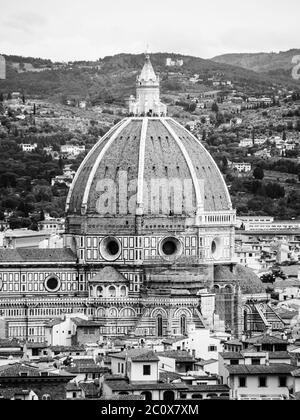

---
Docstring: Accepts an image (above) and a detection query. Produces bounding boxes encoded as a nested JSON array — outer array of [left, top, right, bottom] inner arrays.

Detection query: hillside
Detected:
[[0, 52, 299, 104], [212, 49, 300, 74]]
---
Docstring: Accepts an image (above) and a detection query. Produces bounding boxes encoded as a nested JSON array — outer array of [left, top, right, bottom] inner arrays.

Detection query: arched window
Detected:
[[244, 310, 248, 332], [207, 393, 218, 399], [213, 285, 220, 294], [42, 394, 51, 400], [120, 308, 135, 317], [225, 285, 233, 294], [120, 286, 126, 298], [164, 391, 175, 401], [108, 308, 118, 317], [97, 308, 106, 318], [157, 315, 163, 337], [108, 286, 116, 298], [96, 287, 103, 298], [141, 391, 152, 401], [180, 315, 187, 336]]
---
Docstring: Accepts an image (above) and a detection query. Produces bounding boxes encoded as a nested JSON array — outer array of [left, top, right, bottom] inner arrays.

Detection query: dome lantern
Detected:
[[129, 53, 167, 117]]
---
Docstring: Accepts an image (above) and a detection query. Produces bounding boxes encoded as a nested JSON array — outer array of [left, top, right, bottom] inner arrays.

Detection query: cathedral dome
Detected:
[[66, 54, 233, 222], [66, 117, 232, 218], [214, 265, 266, 295]]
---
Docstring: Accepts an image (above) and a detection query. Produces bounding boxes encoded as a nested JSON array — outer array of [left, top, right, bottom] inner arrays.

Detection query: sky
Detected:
[[0, 0, 299, 61]]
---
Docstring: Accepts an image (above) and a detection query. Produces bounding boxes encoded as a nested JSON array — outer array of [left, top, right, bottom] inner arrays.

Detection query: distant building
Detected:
[[274, 279, 300, 302], [260, 97, 272, 105], [254, 149, 271, 159], [231, 162, 252, 173], [166, 58, 183, 67], [239, 139, 253, 147], [244, 220, 300, 232], [235, 243, 262, 273], [162, 328, 223, 361], [20, 143, 38, 153], [3, 229, 54, 249], [51, 175, 73, 188], [0, 55, 6, 80], [79, 101, 87, 110], [254, 138, 268, 146], [0, 362, 74, 400], [60, 144, 85, 158], [104, 348, 229, 400], [38, 218, 65, 234], [236, 216, 274, 229]]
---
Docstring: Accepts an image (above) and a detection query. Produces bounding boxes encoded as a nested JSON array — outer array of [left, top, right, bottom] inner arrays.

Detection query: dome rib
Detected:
[[65, 118, 125, 212], [160, 118, 204, 221], [66, 117, 234, 217], [81, 118, 132, 214], [136, 118, 148, 215], [169, 118, 233, 210]]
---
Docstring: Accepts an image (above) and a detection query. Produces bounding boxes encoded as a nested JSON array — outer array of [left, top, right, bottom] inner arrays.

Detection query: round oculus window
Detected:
[[211, 241, 217, 255], [211, 238, 222, 260], [159, 237, 182, 260], [100, 237, 122, 261], [45, 276, 60, 292]]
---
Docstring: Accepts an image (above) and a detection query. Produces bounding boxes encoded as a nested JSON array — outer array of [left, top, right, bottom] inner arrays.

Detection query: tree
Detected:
[[261, 273, 276, 284], [265, 183, 285, 199], [282, 131, 287, 141], [253, 166, 264, 180], [211, 102, 219, 113], [39, 209, 45, 222], [189, 103, 197, 113], [221, 156, 228, 172]]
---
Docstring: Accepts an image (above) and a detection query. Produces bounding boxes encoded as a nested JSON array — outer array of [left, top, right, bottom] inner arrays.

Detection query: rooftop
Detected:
[[219, 352, 244, 360], [245, 334, 287, 345], [268, 352, 291, 360], [89, 267, 128, 284], [0, 363, 74, 379], [109, 349, 159, 362], [0, 248, 77, 264], [226, 364, 296, 375], [157, 351, 196, 363]]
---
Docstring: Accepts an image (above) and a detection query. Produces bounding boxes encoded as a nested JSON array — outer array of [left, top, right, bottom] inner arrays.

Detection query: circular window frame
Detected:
[[100, 236, 122, 262], [211, 237, 222, 260], [159, 236, 183, 261], [44, 276, 61, 293]]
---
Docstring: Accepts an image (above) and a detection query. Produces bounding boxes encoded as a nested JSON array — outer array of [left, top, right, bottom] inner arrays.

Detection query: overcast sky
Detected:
[[0, 0, 299, 61]]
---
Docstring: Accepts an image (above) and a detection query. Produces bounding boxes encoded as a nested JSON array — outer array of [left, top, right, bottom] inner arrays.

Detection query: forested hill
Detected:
[[212, 49, 300, 74], [0, 52, 299, 104]]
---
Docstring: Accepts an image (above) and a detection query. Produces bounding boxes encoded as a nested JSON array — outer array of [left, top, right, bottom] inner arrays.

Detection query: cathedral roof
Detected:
[[0, 248, 76, 263], [89, 266, 128, 284], [214, 264, 266, 295], [66, 117, 232, 218]]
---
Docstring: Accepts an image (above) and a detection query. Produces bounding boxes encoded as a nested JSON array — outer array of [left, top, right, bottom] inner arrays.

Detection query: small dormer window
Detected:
[[19, 372, 28, 377], [40, 372, 49, 377]]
